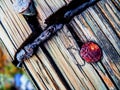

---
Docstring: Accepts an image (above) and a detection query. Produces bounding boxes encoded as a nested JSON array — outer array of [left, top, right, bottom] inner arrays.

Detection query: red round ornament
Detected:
[[80, 41, 102, 63]]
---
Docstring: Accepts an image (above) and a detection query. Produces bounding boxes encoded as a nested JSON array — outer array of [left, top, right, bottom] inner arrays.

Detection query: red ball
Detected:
[[80, 41, 102, 63]]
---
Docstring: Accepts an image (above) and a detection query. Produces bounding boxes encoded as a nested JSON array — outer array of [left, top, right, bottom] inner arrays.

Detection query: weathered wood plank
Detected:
[[45, 27, 107, 90], [0, 0, 120, 90], [0, 24, 16, 57], [37, 48, 67, 89], [0, 0, 31, 47], [82, 12, 120, 88], [33, 0, 109, 89], [97, 0, 120, 37], [23, 60, 46, 89], [70, 18, 117, 89], [33, 0, 108, 89], [92, 5, 120, 55], [69, 5, 120, 88], [112, 0, 120, 10], [30, 0, 87, 87]]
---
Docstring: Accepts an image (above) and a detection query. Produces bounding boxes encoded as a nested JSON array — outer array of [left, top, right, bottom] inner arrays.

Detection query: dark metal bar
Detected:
[[13, 0, 100, 67]]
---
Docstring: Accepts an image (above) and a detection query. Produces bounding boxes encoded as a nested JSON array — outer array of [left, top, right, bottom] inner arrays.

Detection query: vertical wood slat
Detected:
[[33, 0, 107, 89], [73, 10, 120, 89], [97, 0, 120, 37], [69, 0, 120, 89], [0, 0, 120, 90], [70, 18, 117, 89]]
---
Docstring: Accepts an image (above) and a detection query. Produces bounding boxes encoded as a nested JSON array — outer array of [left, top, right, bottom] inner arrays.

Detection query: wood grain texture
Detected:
[[0, 0, 120, 90]]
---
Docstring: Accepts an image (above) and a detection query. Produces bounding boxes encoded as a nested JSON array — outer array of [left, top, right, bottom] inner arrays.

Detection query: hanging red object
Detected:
[[80, 41, 102, 63]]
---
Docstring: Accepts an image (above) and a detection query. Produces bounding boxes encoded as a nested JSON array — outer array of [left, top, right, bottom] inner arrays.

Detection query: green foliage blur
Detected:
[[0, 41, 24, 90]]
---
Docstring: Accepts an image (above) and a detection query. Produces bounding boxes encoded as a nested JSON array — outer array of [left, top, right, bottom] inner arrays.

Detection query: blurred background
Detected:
[[0, 40, 35, 90]]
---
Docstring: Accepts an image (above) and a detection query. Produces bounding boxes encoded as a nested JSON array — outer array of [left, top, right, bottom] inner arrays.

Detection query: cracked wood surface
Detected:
[[0, 0, 120, 90]]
